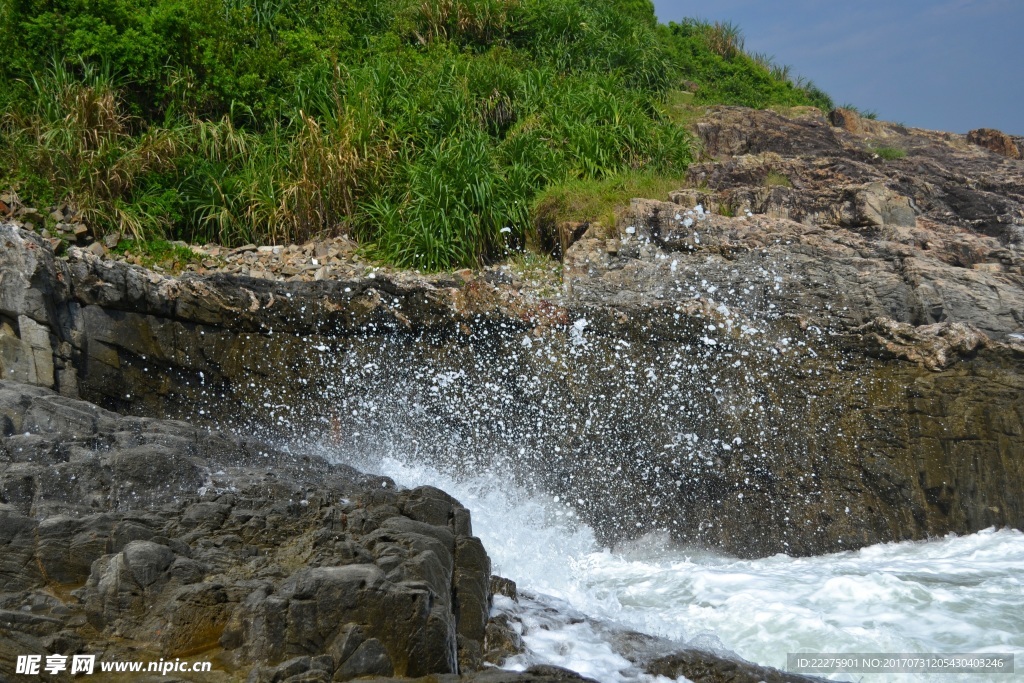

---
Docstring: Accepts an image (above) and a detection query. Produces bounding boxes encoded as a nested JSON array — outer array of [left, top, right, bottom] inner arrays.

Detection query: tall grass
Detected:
[[1, 60, 183, 239], [701, 21, 744, 59], [661, 19, 834, 112], [2, 0, 834, 270]]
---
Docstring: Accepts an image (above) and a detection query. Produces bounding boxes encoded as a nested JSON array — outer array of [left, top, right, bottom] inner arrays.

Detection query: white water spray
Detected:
[[335, 450, 1024, 683]]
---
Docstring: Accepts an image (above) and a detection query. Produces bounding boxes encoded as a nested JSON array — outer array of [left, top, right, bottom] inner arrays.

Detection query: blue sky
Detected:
[[651, 1, 1024, 134]]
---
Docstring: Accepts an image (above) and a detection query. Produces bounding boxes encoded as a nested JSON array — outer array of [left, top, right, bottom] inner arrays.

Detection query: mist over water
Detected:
[[333, 450, 1024, 683]]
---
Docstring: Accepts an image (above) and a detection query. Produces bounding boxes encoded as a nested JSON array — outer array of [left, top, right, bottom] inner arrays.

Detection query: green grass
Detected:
[[658, 89, 700, 127], [873, 147, 906, 161], [659, 20, 834, 111], [765, 171, 792, 188], [532, 171, 684, 241], [1, 0, 836, 270], [112, 239, 203, 271]]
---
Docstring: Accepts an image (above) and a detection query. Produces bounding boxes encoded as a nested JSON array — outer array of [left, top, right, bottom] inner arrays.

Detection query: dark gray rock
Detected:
[[0, 381, 493, 681], [333, 638, 393, 680], [0, 226, 80, 396]]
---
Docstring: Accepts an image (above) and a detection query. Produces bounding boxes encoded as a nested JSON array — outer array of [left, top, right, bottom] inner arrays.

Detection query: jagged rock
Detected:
[[567, 202, 1023, 339], [0, 381, 494, 681], [828, 107, 863, 133], [967, 128, 1021, 159], [851, 318, 991, 370], [695, 106, 842, 158]]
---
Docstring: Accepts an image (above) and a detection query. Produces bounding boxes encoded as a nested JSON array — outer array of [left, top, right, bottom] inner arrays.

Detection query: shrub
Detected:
[[873, 147, 906, 161]]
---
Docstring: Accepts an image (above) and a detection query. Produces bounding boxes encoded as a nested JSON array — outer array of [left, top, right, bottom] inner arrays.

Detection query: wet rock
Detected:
[[647, 650, 822, 682], [490, 575, 518, 600], [483, 612, 524, 666], [567, 203, 1023, 340], [851, 318, 991, 370]]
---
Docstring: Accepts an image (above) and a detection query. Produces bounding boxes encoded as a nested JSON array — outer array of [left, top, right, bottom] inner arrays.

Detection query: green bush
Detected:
[[1, 0, 834, 270], [873, 146, 906, 161]]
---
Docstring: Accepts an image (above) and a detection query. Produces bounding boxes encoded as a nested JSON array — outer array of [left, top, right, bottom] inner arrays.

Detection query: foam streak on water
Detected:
[[340, 452, 1024, 683]]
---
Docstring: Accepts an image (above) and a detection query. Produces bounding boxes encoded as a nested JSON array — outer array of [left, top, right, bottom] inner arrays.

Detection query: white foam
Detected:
[[338, 451, 1024, 683]]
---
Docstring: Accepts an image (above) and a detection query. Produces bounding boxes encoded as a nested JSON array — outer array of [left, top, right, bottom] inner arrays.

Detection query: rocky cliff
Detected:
[[2, 106, 1023, 563]]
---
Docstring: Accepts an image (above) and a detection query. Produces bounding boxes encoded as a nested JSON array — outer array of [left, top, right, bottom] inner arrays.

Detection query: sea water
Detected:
[[339, 452, 1024, 683]]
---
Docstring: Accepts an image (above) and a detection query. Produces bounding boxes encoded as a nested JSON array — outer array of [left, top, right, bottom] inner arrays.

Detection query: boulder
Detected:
[[0, 381, 493, 680], [967, 128, 1021, 159]]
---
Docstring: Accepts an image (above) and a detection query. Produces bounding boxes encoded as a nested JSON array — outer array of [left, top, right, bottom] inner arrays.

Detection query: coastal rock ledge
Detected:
[[0, 380, 816, 683], [0, 379, 493, 681]]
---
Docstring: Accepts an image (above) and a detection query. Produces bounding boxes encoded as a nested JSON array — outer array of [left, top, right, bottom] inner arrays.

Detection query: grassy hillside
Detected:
[[0, 0, 832, 270]]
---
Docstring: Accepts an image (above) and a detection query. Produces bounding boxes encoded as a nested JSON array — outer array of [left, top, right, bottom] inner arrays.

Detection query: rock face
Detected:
[[558, 107, 1024, 554], [0, 380, 496, 682], [1, 105, 1023, 561], [967, 128, 1021, 159], [0, 227, 80, 396]]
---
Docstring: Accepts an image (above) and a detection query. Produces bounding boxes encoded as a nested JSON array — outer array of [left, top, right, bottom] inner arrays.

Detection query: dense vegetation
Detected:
[[1, 0, 833, 270]]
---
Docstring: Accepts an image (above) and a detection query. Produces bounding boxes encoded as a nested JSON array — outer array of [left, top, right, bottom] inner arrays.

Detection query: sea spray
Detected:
[[335, 450, 1024, 683]]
